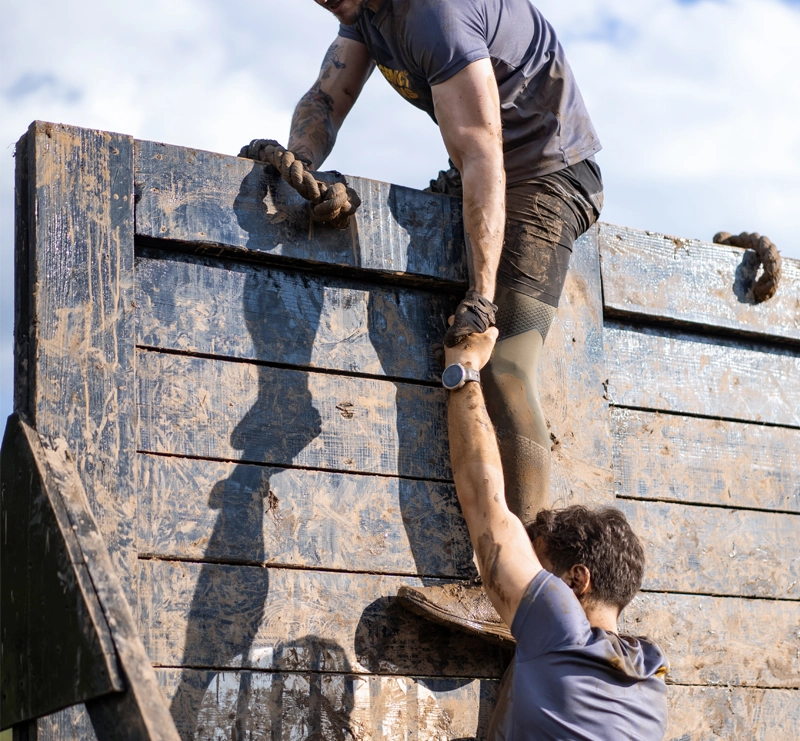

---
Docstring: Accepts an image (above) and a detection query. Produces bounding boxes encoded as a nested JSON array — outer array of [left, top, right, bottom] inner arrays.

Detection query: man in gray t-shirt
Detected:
[[433, 325, 668, 738], [242, 0, 606, 645]]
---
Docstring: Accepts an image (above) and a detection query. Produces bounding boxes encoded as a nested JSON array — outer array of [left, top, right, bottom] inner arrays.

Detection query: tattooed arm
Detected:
[[288, 37, 374, 170], [445, 327, 543, 627]]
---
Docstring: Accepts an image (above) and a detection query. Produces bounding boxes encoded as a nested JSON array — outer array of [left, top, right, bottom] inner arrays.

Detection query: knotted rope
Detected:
[[713, 231, 782, 302], [240, 139, 361, 230]]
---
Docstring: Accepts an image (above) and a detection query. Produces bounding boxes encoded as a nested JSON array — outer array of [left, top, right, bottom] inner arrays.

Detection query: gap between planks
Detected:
[[134, 237, 468, 293], [135, 553, 467, 582], [615, 494, 800, 518], [638, 588, 799, 604], [610, 403, 800, 432], [151, 665, 507, 680], [135, 450, 455, 485], [135, 345, 442, 390]]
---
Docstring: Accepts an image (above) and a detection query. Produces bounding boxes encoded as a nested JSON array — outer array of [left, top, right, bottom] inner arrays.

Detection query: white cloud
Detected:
[[1, 0, 798, 425]]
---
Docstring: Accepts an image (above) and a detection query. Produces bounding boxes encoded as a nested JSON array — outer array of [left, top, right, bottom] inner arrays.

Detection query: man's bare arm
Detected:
[[288, 37, 374, 170], [445, 330, 542, 627], [432, 58, 505, 300]]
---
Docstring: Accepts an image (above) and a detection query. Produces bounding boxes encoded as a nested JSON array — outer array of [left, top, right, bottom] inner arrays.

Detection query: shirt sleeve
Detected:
[[338, 23, 365, 44], [510, 570, 593, 662], [404, 0, 490, 85]]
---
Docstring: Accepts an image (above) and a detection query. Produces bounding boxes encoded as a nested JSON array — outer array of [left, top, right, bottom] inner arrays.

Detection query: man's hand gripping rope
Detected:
[[240, 139, 361, 230]]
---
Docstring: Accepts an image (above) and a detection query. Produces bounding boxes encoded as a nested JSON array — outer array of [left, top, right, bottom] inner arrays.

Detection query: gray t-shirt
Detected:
[[338, 0, 602, 183], [491, 570, 668, 740]]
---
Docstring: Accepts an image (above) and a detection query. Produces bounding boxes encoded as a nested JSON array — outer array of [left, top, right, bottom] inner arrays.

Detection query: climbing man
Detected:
[[241, 0, 604, 641], [432, 323, 668, 737]]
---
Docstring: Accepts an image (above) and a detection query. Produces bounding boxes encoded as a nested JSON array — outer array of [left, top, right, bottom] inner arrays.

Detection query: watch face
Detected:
[[442, 364, 465, 389]]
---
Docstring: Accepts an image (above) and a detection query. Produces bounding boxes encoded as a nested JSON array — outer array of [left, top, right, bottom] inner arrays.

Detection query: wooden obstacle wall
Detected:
[[10, 122, 800, 740]]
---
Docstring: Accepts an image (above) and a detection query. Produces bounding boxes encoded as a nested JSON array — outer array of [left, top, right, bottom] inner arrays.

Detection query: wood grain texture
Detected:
[[135, 250, 457, 383], [665, 686, 800, 741], [134, 141, 467, 284], [605, 322, 800, 426], [538, 226, 614, 509], [598, 223, 800, 343], [622, 593, 800, 688], [619, 499, 800, 599], [17, 121, 137, 599], [158, 669, 498, 741], [136, 454, 475, 578], [611, 408, 800, 512], [136, 350, 450, 479], [137, 560, 508, 679]]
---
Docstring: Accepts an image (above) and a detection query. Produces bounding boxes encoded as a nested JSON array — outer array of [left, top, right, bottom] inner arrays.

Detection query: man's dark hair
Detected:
[[526, 506, 645, 611]]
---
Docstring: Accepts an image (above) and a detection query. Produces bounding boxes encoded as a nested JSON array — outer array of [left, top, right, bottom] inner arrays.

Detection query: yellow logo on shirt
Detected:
[[377, 64, 420, 100]]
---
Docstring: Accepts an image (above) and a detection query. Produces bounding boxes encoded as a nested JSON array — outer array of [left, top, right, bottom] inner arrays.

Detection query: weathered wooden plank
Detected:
[[598, 223, 800, 343], [622, 593, 800, 688], [134, 141, 467, 284], [612, 408, 800, 512], [665, 686, 800, 741], [136, 350, 451, 479], [539, 227, 614, 509], [605, 323, 800, 426], [137, 454, 474, 578], [619, 499, 800, 600], [135, 250, 457, 383], [138, 560, 508, 679], [14, 121, 138, 741], [158, 669, 498, 741], [17, 121, 138, 598]]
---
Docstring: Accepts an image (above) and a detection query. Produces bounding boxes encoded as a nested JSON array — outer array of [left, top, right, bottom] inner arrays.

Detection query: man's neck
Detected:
[[366, 0, 383, 11], [583, 601, 619, 633]]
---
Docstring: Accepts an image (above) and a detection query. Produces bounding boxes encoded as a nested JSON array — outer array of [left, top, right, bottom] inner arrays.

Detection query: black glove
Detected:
[[443, 290, 498, 347]]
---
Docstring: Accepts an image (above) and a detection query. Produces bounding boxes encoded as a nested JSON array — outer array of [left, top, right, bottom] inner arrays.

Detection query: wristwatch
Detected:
[[442, 363, 481, 391]]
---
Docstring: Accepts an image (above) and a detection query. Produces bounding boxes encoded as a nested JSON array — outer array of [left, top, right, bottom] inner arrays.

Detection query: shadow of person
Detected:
[[169, 162, 324, 739]]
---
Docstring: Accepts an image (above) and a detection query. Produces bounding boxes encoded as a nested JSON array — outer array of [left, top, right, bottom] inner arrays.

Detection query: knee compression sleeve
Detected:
[[482, 286, 556, 522]]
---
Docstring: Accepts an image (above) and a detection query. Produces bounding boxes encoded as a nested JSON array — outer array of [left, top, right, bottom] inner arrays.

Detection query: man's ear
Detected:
[[566, 564, 591, 598]]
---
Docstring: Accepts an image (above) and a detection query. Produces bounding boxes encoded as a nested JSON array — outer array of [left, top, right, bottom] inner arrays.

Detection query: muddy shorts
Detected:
[[497, 158, 604, 307]]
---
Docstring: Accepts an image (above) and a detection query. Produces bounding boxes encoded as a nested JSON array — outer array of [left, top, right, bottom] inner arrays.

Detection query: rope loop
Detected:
[[713, 231, 782, 302], [239, 139, 360, 230]]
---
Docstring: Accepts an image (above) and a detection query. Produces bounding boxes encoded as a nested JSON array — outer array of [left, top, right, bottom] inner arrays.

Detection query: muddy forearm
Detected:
[[460, 156, 505, 301], [287, 84, 338, 170]]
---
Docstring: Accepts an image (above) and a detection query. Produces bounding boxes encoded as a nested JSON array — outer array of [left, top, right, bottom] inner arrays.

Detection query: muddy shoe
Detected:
[[397, 581, 515, 648]]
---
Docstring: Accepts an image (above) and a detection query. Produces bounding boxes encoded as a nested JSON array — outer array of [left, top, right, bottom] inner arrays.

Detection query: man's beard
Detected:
[[326, 0, 371, 25]]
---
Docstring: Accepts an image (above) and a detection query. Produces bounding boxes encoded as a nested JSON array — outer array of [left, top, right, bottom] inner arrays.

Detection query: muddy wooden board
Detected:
[[158, 669, 499, 741], [605, 323, 800, 426], [134, 141, 467, 284], [598, 223, 800, 343], [619, 500, 800, 600], [137, 560, 508, 679], [665, 686, 800, 741], [137, 454, 474, 578], [135, 250, 458, 384], [15, 122, 138, 598], [611, 408, 800, 512], [136, 350, 451, 479], [622, 593, 800, 688]]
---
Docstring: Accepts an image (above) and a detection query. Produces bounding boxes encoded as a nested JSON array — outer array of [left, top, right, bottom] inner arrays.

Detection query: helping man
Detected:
[[242, 0, 604, 643]]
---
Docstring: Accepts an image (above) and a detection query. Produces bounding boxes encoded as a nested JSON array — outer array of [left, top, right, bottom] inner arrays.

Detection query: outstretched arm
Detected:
[[288, 37, 374, 170], [432, 58, 505, 301], [445, 329, 543, 628]]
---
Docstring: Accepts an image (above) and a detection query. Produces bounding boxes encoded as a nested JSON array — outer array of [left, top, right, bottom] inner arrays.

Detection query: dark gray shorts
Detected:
[[497, 158, 603, 307]]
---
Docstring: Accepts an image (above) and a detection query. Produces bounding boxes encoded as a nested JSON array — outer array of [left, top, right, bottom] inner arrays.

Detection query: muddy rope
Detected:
[[239, 139, 361, 230], [713, 231, 782, 302]]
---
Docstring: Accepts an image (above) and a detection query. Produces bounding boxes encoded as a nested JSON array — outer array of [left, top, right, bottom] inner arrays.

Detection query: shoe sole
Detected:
[[397, 586, 516, 649]]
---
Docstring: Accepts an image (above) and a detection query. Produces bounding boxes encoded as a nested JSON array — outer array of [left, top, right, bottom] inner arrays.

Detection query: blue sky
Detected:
[[1, 0, 799, 427]]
